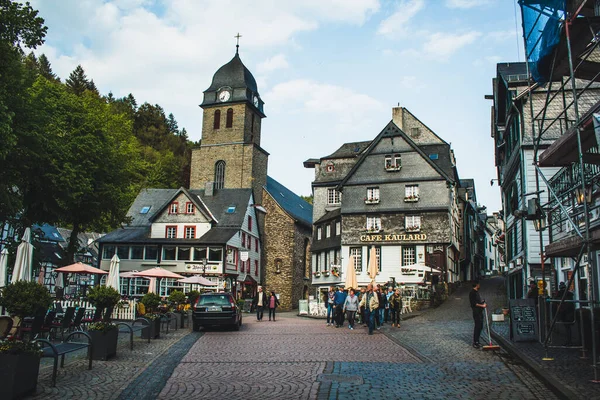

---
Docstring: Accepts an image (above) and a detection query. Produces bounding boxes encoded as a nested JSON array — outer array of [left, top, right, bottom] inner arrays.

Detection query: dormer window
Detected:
[[186, 202, 195, 214], [169, 203, 178, 214], [385, 154, 401, 171]]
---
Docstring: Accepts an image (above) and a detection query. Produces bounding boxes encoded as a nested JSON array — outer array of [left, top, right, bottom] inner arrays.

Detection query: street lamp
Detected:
[[575, 185, 593, 205], [200, 258, 207, 277]]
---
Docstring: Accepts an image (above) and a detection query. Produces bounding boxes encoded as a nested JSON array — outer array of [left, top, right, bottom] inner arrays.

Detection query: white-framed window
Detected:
[[405, 185, 419, 201], [336, 221, 341, 236], [405, 215, 421, 232], [327, 188, 342, 205], [403, 246, 416, 266], [366, 216, 381, 232], [186, 202, 195, 214], [385, 154, 401, 171], [350, 247, 362, 272], [184, 226, 196, 239], [166, 226, 177, 238], [366, 187, 380, 203], [169, 203, 178, 214], [317, 227, 322, 240], [326, 225, 331, 238]]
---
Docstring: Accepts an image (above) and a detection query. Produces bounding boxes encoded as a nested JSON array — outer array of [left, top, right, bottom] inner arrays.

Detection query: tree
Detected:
[[0, 0, 47, 51], [300, 195, 313, 204], [167, 113, 179, 135], [37, 53, 59, 81], [65, 65, 90, 96]]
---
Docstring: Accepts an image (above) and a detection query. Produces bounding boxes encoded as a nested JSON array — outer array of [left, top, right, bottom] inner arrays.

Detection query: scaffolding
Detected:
[[519, 0, 600, 381]]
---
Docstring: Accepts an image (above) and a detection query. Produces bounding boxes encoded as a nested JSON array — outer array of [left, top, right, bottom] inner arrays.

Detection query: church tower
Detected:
[[189, 48, 268, 205]]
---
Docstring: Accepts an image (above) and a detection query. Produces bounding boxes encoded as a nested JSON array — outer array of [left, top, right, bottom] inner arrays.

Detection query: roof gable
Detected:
[[337, 121, 455, 189], [149, 187, 215, 223]]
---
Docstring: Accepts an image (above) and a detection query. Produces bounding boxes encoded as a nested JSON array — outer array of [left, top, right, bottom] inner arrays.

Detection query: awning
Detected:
[[242, 275, 257, 284]]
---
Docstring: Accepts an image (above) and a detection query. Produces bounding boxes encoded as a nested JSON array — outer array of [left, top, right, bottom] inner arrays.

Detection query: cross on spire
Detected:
[[235, 32, 242, 54]]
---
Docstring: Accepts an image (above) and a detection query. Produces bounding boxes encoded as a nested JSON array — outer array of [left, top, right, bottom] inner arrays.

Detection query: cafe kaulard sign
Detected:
[[360, 233, 427, 242]]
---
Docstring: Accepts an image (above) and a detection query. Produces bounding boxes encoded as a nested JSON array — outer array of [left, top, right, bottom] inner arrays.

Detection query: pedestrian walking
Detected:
[[268, 291, 280, 321], [385, 286, 394, 322], [334, 286, 347, 327], [375, 285, 386, 329], [388, 288, 402, 328], [359, 283, 379, 335], [326, 286, 335, 326], [252, 286, 268, 322], [343, 288, 359, 330], [358, 287, 366, 325], [469, 281, 486, 348]]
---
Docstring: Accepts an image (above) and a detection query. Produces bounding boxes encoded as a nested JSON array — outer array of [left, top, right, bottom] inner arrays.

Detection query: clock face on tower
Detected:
[[253, 95, 259, 107], [218, 89, 231, 102]]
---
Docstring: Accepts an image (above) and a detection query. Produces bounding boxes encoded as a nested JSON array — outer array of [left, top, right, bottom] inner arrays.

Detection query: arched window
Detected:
[[226, 108, 233, 128], [213, 110, 221, 129], [214, 160, 225, 189]]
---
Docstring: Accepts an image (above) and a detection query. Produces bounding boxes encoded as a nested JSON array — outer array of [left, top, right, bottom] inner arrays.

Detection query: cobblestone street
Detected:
[[21, 283, 561, 399]]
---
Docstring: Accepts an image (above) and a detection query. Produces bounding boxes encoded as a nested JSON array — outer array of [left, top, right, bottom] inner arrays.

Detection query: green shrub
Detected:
[[0, 281, 52, 320], [140, 292, 161, 312], [187, 290, 200, 305], [87, 286, 121, 309], [168, 290, 186, 304]]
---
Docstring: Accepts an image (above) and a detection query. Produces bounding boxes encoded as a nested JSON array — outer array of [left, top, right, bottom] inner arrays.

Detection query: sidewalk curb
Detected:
[[491, 330, 577, 400]]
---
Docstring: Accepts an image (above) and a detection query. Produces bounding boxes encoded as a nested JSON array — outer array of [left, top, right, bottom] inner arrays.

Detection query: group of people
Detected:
[[325, 284, 404, 335], [251, 286, 280, 322]]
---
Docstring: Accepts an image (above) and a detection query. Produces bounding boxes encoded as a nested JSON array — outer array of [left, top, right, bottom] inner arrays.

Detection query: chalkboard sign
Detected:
[[510, 298, 538, 342]]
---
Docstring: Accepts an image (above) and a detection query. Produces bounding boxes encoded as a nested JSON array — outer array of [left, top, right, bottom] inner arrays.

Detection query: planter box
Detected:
[[169, 313, 182, 330], [0, 353, 41, 399], [141, 318, 160, 339], [89, 328, 118, 361]]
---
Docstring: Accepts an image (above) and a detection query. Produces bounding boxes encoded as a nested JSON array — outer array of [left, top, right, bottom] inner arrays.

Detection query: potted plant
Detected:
[[140, 293, 161, 339], [86, 286, 121, 360], [0, 281, 52, 399], [168, 290, 186, 329], [323, 270, 330, 277], [331, 267, 340, 277], [187, 290, 200, 307], [313, 271, 321, 278]]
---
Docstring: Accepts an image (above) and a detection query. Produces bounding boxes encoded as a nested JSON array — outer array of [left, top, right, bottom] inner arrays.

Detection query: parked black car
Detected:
[[192, 292, 242, 331]]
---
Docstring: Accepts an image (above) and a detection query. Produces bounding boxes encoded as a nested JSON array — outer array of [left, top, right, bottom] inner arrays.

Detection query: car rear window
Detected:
[[198, 295, 232, 306]]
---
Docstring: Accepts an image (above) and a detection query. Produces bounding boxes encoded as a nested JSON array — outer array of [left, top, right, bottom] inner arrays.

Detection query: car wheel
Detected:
[[193, 322, 201, 332]]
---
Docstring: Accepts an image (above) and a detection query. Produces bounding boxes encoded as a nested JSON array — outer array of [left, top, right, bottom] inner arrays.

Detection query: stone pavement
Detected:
[[481, 276, 600, 399]]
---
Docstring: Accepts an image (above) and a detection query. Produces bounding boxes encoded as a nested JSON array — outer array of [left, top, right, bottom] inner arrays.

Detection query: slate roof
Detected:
[[33, 224, 65, 243], [204, 53, 258, 94], [38, 241, 65, 265], [420, 144, 456, 181], [314, 208, 340, 224], [198, 228, 239, 244], [99, 188, 253, 244], [324, 141, 372, 159], [265, 176, 312, 227]]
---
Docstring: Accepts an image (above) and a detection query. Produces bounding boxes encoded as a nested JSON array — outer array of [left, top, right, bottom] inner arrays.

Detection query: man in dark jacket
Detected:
[[333, 286, 347, 327], [252, 286, 268, 322], [469, 281, 486, 348]]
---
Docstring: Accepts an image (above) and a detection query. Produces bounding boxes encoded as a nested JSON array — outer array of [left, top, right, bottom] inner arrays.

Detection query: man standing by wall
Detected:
[[469, 281, 486, 348]]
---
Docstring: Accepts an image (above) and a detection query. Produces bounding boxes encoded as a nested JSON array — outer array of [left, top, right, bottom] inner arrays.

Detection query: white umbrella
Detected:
[[178, 275, 217, 286], [344, 255, 357, 290], [0, 248, 8, 287], [368, 246, 378, 282], [106, 254, 121, 293], [11, 227, 34, 283], [148, 277, 157, 294]]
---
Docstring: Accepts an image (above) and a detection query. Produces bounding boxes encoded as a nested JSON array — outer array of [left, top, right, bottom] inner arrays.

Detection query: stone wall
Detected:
[[262, 192, 312, 311]]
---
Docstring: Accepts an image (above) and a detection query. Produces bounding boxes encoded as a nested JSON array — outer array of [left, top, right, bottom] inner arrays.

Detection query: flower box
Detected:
[[313, 272, 321, 278], [404, 196, 419, 202], [365, 228, 382, 233], [0, 353, 41, 399], [385, 164, 401, 172], [405, 226, 420, 233], [89, 327, 118, 361], [323, 271, 330, 277], [364, 198, 380, 204]]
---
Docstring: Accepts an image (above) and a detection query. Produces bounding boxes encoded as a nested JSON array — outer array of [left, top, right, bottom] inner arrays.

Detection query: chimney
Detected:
[[205, 182, 214, 196], [392, 106, 403, 130]]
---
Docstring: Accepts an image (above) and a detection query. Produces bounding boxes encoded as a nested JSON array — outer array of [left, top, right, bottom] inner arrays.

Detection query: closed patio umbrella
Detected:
[[11, 227, 34, 283], [344, 255, 357, 290], [55, 272, 64, 288], [368, 247, 378, 282], [148, 277, 157, 294], [0, 248, 8, 287], [106, 254, 120, 293]]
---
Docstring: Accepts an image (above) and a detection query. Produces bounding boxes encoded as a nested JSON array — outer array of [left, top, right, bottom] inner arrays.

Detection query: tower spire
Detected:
[[235, 32, 242, 54]]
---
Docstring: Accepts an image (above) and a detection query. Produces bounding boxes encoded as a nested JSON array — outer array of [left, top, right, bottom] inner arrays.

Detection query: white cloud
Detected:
[[445, 0, 491, 8], [377, 0, 424, 37], [486, 29, 517, 42], [257, 54, 289, 74], [422, 31, 481, 60]]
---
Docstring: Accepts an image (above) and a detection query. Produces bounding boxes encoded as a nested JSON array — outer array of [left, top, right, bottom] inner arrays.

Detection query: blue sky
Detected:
[[30, 0, 524, 212]]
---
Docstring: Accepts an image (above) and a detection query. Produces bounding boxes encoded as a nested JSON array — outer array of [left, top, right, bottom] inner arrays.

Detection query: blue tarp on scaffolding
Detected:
[[519, 0, 566, 83]]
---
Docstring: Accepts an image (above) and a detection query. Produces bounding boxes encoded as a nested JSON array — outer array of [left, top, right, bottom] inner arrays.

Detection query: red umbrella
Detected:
[[55, 262, 108, 275], [132, 267, 184, 279]]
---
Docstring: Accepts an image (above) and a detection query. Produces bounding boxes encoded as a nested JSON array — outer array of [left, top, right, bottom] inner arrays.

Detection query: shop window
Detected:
[[403, 246, 416, 266], [193, 247, 207, 261], [178, 247, 191, 261], [102, 245, 115, 259], [208, 247, 223, 262], [163, 246, 176, 260], [145, 246, 158, 260], [131, 246, 144, 260]]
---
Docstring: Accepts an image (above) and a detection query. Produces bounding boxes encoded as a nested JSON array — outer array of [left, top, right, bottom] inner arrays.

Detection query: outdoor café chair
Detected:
[[70, 307, 86, 331], [50, 306, 75, 340], [18, 312, 46, 341]]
